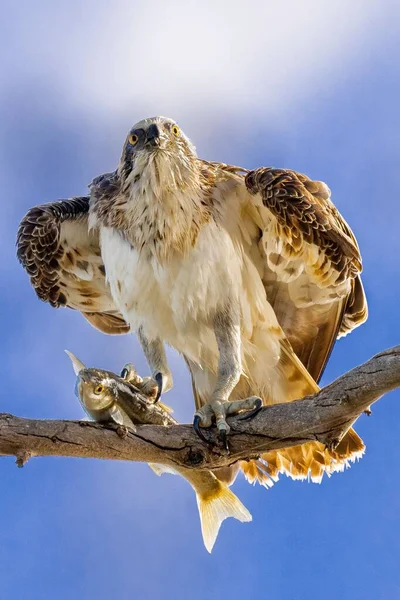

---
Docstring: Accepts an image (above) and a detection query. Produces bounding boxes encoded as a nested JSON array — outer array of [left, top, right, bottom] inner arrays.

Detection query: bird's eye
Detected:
[[94, 384, 104, 395], [172, 125, 180, 137], [129, 133, 139, 146]]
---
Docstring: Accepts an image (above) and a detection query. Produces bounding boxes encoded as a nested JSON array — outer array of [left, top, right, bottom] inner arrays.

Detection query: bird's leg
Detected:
[[193, 309, 262, 451], [130, 327, 173, 402]]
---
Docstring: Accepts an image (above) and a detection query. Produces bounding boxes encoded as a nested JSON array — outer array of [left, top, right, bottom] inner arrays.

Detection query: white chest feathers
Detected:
[[99, 224, 244, 352]]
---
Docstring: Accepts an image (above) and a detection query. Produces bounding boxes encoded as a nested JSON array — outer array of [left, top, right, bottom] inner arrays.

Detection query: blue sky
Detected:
[[1, 1, 400, 598]]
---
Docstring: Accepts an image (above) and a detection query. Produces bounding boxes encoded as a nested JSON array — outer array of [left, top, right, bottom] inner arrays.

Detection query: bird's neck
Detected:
[[118, 156, 211, 262]]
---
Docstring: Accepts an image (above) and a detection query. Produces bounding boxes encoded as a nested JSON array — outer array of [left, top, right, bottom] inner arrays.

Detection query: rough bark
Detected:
[[1, 346, 399, 471]]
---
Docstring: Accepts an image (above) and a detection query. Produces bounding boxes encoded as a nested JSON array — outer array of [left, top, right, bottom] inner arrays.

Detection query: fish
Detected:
[[66, 350, 252, 552]]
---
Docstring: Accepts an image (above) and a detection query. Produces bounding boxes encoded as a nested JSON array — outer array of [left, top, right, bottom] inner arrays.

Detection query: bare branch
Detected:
[[1, 346, 399, 472]]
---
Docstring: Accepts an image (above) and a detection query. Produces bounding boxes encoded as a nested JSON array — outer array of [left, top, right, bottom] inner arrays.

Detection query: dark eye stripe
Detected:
[[123, 145, 134, 178]]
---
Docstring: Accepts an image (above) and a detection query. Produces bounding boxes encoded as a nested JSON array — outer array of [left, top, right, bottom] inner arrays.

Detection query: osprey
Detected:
[[17, 116, 368, 486]]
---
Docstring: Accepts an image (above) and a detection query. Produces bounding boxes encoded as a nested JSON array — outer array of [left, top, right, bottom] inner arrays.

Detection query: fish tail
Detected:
[[196, 482, 252, 553]]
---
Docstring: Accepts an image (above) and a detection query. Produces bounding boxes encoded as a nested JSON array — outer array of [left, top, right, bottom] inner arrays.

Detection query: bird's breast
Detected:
[[99, 223, 246, 360]]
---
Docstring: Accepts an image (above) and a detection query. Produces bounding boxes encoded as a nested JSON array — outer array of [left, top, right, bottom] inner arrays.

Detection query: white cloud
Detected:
[[4, 0, 390, 130]]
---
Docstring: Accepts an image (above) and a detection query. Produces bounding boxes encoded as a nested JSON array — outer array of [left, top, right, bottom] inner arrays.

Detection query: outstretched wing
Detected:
[[243, 166, 367, 381], [17, 196, 129, 335]]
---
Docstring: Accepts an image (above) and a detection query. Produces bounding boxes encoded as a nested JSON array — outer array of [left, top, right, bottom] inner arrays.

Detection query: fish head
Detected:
[[75, 368, 118, 413]]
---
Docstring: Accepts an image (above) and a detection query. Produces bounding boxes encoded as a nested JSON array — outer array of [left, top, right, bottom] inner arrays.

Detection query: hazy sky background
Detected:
[[1, 1, 400, 598]]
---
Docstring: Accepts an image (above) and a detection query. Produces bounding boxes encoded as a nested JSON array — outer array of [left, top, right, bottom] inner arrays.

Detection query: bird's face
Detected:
[[119, 116, 197, 184], [75, 368, 118, 412]]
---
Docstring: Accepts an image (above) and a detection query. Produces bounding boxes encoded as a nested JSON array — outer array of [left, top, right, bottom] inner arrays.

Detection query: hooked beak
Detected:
[[145, 124, 161, 148], [65, 350, 87, 375]]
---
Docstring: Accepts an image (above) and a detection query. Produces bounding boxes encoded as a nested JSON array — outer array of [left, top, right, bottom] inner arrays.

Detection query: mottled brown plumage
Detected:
[[246, 167, 362, 283], [17, 196, 129, 334], [244, 166, 367, 381], [17, 116, 368, 487]]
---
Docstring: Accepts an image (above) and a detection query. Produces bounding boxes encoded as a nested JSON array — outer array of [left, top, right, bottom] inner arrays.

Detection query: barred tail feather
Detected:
[[332, 427, 365, 461], [197, 483, 252, 553], [241, 427, 365, 488], [240, 338, 365, 488]]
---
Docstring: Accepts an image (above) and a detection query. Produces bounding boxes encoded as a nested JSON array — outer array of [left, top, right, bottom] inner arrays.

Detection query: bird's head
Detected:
[[118, 116, 199, 195], [90, 117, 207, 257]]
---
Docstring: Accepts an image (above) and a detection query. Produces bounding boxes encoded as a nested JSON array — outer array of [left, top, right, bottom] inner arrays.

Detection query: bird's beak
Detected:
[[65, 350, 87, 375], [145, 124, 161, 148]]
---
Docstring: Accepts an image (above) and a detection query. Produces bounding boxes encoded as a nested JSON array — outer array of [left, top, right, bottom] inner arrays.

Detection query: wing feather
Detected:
[[200, 162, 367, 380], [17, 197, 129, 335], [191, 162, 368, 486], [243, 166, 367, 379]]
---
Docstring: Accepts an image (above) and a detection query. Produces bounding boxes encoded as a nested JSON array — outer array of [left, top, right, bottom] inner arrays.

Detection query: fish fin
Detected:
[[148, 463, 179, 477], [196, 482, 252, 553], [158, 401, 174, 414], [111, 408, 125, 426], [213, 464, 241, 486], [65, 349, 86, 375]]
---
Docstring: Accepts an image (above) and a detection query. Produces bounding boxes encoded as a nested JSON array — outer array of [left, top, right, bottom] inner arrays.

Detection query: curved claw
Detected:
[[237, 398, 263, 421], [218, 428, 230, 453], [120, 364, 139, 384], [193, 415, 211, 445], [154, 372, 164, 403]]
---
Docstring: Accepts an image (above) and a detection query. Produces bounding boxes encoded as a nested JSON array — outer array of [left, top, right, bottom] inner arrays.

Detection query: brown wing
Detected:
[[188, 162, 366, 487], [244, 167, 367, 382], [17, 196, 129, 335]]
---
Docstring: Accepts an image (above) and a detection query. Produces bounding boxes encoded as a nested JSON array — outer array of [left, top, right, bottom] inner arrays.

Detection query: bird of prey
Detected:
[[17, 116, 368, 487]]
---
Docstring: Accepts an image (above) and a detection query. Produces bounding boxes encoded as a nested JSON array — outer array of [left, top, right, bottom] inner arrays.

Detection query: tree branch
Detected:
[[1, 346, 399, 471]]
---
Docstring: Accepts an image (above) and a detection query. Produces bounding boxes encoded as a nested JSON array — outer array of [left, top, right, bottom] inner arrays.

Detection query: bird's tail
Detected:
[[241, 429, 365, 487], [241, 339, 365, 487], [196, 481, 252, 553]]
